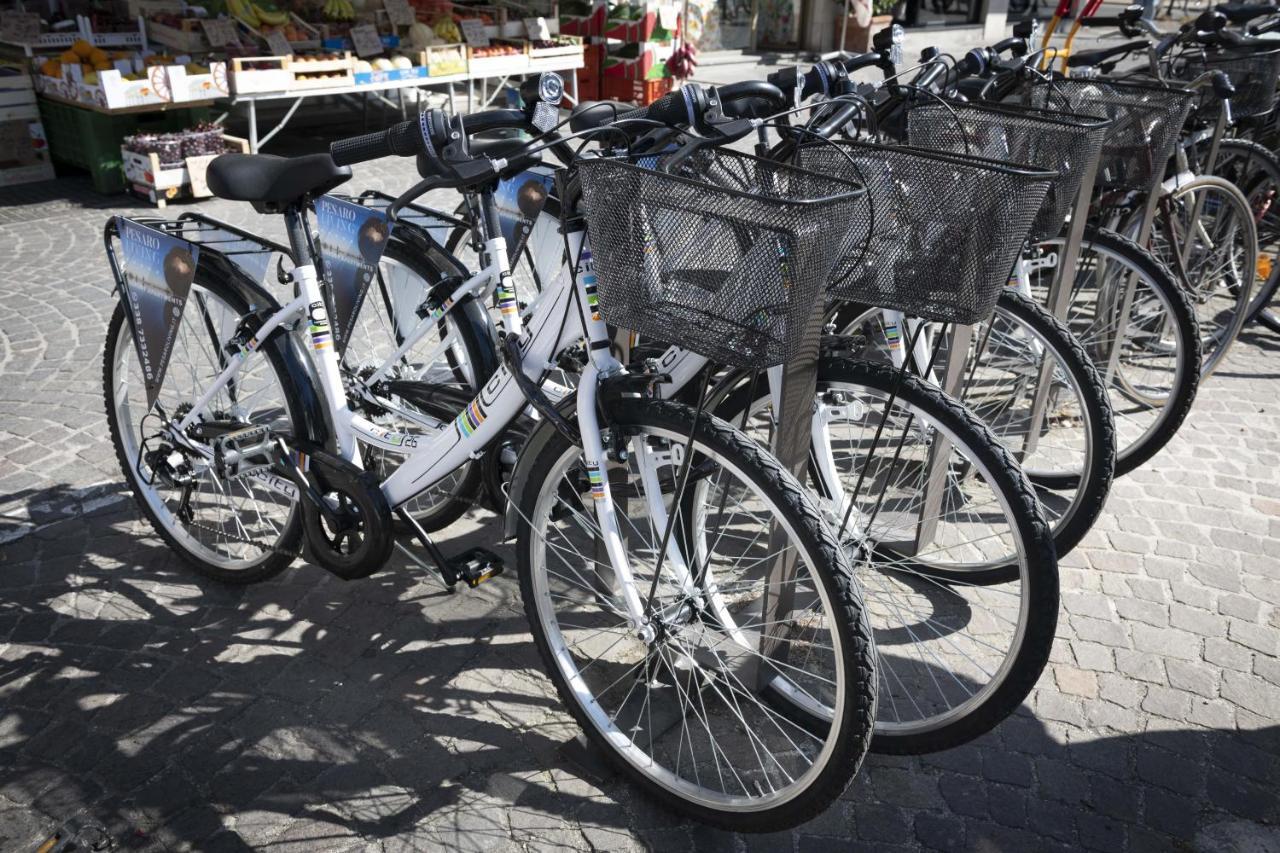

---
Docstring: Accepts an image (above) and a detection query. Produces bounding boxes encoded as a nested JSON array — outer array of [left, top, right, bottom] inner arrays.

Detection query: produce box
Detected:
[[398, 43, 467, 77], [559, 0, 604, 36], [229, 55, 292, 93], [65, 64, 174, 110], [527, 34, 583, 70], [145, 17, 209, 52], [38, 95, 211, 192], [287, 51, 355, 89], [122, 132, 249, 206], [167, 62, 230, 102], [467, 40, 528, 76], [0, 116, 55, 188], [353, 63, 428, 85], [602, 40, 672, 80], [602, 74, 673, 105], [603, 3, 678, 42]]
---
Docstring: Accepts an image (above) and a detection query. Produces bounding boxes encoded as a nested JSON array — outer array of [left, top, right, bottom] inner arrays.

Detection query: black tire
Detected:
[[103, 271, 303, 585], [1187, 137, 1280, 325], [354, 238, 496, 530], [515, 398, 877, 831], [1032, 226, 1200, 477], [983, 290, 1115, 559], [713, 357, 1058, 754]]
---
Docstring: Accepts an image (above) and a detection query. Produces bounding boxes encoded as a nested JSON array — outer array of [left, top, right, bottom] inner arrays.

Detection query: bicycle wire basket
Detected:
[[576, 148, 866, 369], [793, 139, 1055, 325], [903, 101, 1111, 242], [1170, 48, 1280, 120], [1026, 77, 1195, 192]]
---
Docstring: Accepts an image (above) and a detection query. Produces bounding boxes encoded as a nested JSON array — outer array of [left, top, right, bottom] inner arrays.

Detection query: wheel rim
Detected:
[[109, 287, 298, 570], [526, 426, 853, 811], [1030, 237, 1191, 468], [838, 306, 1094, 547], [1151, 183, 1255, 377], [733, 384, 1034, 737], [341, 253, 480, 521]]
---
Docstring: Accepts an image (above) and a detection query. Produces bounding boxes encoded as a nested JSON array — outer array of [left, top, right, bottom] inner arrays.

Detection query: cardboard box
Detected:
[[229, 56, 292, 94]]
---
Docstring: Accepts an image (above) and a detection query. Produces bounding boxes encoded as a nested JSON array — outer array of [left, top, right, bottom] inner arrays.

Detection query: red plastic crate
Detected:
[[601, 75, 674, 106]]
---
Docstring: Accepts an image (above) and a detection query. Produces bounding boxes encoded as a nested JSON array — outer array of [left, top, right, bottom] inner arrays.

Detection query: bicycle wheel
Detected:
[[834, 290, 1114, 562], [103, 267, 302, 583], [514, 398, 876, 831], [713, 357, 1058, 753], [1029, 227, 1201, 476], [1145, 174, 1258, 377], [1197, 139, 1280, 325], [340, 239, 495, 530]]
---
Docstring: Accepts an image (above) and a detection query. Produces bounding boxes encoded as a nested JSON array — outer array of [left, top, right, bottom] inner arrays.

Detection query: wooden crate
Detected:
[[229, 56, 292, 94], [123, 133, 249, 206], [467, 39, 528, 77], [145, 18, 209, 53]]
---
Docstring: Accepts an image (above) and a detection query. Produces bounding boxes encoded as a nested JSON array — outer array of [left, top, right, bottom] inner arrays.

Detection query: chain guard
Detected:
[[300, 449, 394, 580]]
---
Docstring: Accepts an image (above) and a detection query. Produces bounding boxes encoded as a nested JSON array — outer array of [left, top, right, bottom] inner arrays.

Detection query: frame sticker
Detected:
[[315, 195, 394, 354], [115, 217, 200, 409]]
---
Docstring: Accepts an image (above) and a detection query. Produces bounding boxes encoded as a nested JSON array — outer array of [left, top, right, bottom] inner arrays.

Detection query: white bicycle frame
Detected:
[[166, 220, 685, 634]]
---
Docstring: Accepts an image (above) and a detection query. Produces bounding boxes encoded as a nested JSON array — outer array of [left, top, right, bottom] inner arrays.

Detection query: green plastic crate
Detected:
[[37, 97, 212, 194]]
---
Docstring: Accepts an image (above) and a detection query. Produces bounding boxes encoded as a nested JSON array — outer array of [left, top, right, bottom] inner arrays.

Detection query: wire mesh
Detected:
[[1171, 48, 1280, 120], [577, 148, 866, 369], [794, 139, 1055, 324], [1026, 77, 1195, 192], [904, 101, 1111, 241]]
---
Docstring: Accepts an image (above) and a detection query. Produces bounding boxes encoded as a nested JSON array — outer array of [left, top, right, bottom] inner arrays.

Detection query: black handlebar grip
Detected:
[[617, 89, 691, 126], [330, 118, 423, 166], [1212, 68, 1238, 98], [717, 80, 787, 112], [1218, 2, 1279, 23], [1078, 15, 1124, 26]]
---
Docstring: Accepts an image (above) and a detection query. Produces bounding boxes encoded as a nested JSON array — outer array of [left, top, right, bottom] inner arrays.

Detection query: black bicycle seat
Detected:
[[207, 153, 352, 213]]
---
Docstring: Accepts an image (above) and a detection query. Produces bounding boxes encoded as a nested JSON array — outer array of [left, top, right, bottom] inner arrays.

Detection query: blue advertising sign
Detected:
[[116, 217, 200, 409], [494, 167, 555, 260], [315, 195, 394, 354]]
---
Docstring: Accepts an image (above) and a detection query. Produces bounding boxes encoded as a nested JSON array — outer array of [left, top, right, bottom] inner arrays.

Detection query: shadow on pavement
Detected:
[[0, 481, 1277, 852]]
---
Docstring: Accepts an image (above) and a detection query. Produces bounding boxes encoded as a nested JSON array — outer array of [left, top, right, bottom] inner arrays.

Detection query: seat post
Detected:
[[283, 204, 315, 267]]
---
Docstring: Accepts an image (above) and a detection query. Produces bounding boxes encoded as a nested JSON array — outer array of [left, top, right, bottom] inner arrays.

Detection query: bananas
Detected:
[[226, 0, 260, 27], [253, 2, 289, 26], [322, 0, 355, 20]]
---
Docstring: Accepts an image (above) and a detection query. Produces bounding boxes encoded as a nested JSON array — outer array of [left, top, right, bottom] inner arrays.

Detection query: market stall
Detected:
[[0, 0, 689, 192]]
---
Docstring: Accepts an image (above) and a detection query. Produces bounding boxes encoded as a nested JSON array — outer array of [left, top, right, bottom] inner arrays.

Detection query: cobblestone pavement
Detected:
[[1, 160, 1279, 853]]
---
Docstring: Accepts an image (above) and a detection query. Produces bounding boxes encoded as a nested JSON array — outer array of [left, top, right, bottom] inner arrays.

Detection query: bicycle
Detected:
[[101, 99, 881, 829]]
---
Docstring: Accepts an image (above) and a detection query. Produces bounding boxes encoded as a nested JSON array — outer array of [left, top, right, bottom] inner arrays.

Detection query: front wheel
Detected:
[[1029, 226, 1200, 476], [514, 398, 876, 831]]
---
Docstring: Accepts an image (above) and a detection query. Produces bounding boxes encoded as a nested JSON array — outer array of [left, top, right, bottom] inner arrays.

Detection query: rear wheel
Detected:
[[103, 270, 303, 584]]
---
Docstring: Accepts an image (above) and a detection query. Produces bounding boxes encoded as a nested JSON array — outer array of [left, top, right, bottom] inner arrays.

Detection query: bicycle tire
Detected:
[[103, 268, 303, 584], [1032, 226, 1201, 477], [713, 357, 1058, 752], [1143, 174, 1257, 378], [514, 397, 877, 831]]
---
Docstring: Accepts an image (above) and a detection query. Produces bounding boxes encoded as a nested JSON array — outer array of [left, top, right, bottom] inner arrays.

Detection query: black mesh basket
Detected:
[[794, 140, 1055, 324], [1027, 78, 1195, 192], [904, 101, 1111, 242], [1171, 49, 1280, 119], [576, 148, 866, 369]]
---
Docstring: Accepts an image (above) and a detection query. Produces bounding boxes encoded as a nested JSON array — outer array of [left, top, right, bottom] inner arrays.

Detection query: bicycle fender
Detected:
[[199, 249, 334, 450], [502, 392, 579, 541]]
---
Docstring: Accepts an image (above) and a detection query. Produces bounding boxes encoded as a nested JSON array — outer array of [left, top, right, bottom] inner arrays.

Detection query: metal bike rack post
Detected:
[[759, 298, 828, 664], [910, 322, 973, 554], [1020, 146, 1105, 457]]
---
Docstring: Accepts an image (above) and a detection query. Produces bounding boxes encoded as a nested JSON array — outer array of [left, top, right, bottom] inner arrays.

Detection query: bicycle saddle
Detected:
[[207, 152, 352, 213]]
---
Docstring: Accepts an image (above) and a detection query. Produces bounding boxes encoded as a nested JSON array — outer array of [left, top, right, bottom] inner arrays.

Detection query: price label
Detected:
[[1, 12, 41, 45], [657, 2, 678, 30], [201, 18, 239, 47], [523, 16, 550, 40], [383, 0, 415, 28], [264, 28, 292, 56], [351, 23, 384, 57], [460, 18, 488, 47]]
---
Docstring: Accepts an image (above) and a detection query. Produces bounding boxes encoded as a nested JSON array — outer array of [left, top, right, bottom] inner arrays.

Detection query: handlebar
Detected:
[[330, 114, 440, 166], [1217, 2, 1279, 23]]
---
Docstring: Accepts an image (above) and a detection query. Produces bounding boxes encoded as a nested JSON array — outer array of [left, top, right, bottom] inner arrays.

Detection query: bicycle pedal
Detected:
[[448, 547, 505, 588], [211, 425, 278, 480]]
